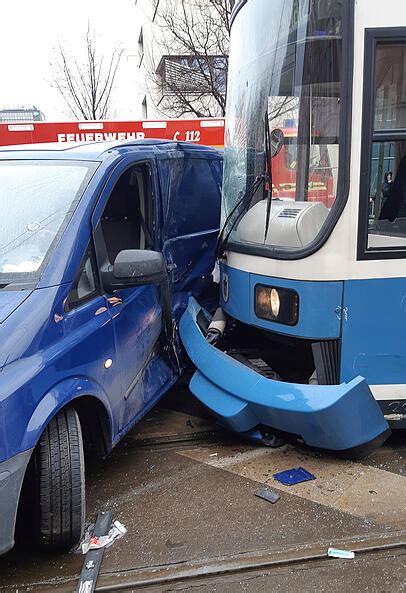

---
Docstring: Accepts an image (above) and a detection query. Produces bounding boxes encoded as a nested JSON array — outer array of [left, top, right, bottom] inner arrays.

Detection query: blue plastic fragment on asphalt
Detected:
[[273, 467, 316, 486]]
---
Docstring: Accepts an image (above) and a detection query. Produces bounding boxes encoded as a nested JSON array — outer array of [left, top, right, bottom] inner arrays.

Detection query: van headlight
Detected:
[[254, 285, 299, 326]]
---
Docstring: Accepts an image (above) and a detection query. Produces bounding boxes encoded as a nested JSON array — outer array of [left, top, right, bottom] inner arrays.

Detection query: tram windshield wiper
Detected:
[[215, 174, 266, 259], [216, 113, 274, 259], [263, 112, 274, 243]]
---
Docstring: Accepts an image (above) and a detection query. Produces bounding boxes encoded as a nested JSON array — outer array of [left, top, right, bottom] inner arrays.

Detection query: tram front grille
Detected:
[[228, 349, 282, 381]]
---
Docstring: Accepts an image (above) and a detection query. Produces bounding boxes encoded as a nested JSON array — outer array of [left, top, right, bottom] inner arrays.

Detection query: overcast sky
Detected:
[[0, 0, 139, 120]]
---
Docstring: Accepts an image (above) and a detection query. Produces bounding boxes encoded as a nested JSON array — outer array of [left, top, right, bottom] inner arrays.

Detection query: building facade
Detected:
[[133, 0, 230, 119], [0, 106, 45, 123]]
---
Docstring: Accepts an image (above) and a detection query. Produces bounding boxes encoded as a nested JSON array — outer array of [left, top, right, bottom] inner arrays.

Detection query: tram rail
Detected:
[[3, 425, 404, 592], [96, 533, 406, 590], [124, 428, 227, 449], [27, 531, 405, 592]]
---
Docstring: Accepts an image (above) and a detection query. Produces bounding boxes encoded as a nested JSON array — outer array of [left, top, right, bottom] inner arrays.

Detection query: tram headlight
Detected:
[[254, 285, 299, 326]]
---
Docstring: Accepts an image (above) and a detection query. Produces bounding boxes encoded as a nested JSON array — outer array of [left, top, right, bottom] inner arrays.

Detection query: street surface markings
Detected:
[[128, 408, 217, 441], [178, 444, 406, 528]]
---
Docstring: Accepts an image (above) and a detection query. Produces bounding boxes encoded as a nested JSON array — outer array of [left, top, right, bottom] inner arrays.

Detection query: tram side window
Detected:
[[367, 41, 406, 250]]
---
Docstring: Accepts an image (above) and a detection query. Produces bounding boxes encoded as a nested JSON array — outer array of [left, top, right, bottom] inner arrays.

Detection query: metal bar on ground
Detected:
[[76, 511, 112, 593]]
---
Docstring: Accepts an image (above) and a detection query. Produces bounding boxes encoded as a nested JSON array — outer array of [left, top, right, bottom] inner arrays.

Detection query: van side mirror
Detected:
[[102, 250, 166, 292]]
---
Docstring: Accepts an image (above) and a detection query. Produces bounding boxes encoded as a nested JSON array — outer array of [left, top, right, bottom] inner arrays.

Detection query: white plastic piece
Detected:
[[212, 262, 220, 283], [207, 308, 227, 337], [81, 520, 127, 554], [78, 581, 93, 593], [327, 547, 355, 559]]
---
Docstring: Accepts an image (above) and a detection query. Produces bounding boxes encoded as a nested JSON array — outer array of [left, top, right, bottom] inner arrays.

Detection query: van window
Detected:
[[65, 243, 99, 311], [163, 157, 221, 238], [0, 161, 96, 282], [101, 164, 153, 264]]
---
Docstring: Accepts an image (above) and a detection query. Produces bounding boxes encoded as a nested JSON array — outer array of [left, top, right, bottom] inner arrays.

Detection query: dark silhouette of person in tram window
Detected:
[[375, 171, 393, 217], [379, 159, 406, 221], [382, 171, 393, 199]]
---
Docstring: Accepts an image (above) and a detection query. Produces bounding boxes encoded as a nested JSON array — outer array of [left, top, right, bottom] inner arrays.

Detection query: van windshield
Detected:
[[0, 161, 96, 284]]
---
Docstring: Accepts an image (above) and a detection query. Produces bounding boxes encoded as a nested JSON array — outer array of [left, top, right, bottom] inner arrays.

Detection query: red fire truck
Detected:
[[0, 119, 225, 149], [0, 119, 334, 207], [271, 127, 335, 208]]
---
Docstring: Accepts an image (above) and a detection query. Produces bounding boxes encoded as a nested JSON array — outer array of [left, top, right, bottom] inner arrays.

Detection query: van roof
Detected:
[[0, 139, 221, 161]]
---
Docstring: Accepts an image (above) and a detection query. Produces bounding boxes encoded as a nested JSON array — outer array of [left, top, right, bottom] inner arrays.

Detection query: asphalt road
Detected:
[[0, 388, 405, 592]]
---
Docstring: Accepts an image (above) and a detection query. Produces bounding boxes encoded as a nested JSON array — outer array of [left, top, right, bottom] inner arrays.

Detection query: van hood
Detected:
[[0, 290, 32, 324]]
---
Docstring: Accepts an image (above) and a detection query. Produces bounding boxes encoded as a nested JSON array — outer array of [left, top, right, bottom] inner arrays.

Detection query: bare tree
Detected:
[[52, 25, 124, 120], [145, 0, 235, 118]]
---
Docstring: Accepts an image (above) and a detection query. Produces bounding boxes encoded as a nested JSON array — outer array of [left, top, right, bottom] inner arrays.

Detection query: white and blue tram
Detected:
[[181, 0, 406, 454]]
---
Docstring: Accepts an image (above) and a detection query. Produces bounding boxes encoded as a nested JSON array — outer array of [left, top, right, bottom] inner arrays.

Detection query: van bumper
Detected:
[[0, 448, 32, 556], [179, 298, 390, 454]]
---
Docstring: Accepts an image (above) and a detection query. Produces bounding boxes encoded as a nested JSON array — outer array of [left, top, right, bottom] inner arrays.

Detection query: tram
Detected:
[[181, 0, 406, 454]]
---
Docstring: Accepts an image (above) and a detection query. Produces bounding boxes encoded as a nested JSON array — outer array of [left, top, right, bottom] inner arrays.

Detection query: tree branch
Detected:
[[145, 0, 230, 118], [51, 24, 123, 120]]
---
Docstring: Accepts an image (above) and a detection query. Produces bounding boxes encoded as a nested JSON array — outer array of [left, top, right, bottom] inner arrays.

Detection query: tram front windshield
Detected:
[[223, 0, 348, 251]]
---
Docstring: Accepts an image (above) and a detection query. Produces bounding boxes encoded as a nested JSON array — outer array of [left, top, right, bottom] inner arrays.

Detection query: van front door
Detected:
[[93, 160, 174, 430]]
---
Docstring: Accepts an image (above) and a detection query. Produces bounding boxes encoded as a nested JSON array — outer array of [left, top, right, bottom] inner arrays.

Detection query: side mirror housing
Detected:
[[102, 250, 166, 292]]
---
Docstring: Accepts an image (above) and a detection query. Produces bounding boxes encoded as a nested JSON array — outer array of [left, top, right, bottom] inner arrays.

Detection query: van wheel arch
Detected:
[[72, 395, 112, 462]]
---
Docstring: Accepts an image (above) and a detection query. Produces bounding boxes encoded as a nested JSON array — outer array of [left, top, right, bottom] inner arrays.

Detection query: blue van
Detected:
[[0, 140, 222, 555]]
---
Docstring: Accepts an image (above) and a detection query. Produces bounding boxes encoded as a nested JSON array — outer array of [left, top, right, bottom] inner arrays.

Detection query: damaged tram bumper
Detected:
[[180, 298, 390, 455]]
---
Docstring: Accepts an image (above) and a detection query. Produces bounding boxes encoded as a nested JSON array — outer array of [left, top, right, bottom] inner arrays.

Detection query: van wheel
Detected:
[[36, 407, 85, 549]]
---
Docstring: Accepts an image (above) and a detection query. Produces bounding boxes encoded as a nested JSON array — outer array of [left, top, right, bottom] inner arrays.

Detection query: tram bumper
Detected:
[[180, 298, 390, 455]]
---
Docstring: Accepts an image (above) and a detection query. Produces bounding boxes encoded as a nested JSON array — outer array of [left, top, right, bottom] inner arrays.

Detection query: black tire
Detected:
[[36, 406, 85, 549]]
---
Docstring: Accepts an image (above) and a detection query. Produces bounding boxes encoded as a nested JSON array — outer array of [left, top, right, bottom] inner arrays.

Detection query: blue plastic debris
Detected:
[[273, 467, 316, 486]]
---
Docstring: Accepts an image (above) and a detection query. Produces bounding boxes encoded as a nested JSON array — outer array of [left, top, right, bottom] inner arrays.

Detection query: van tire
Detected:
[[36, 406, 85, 549]]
